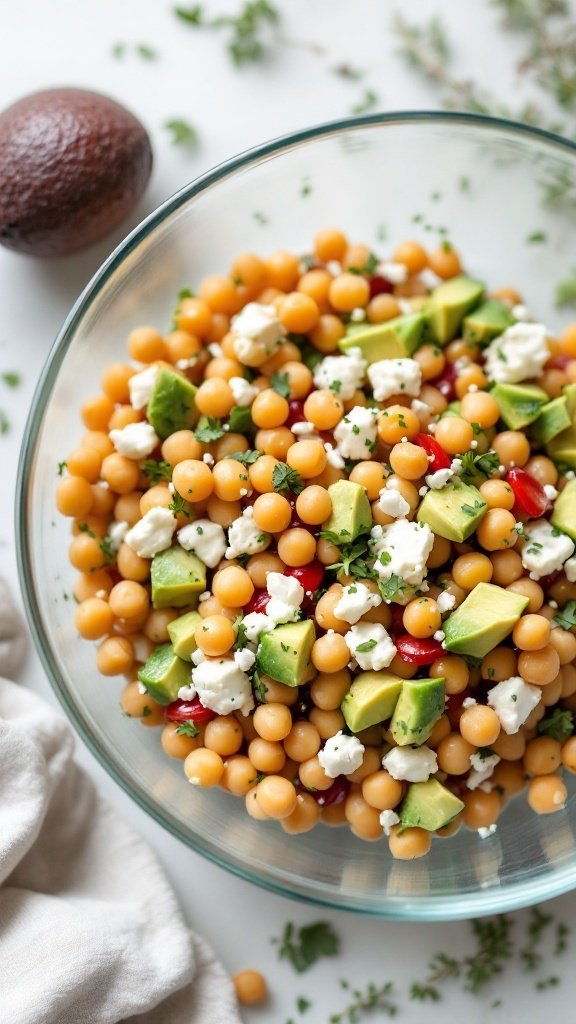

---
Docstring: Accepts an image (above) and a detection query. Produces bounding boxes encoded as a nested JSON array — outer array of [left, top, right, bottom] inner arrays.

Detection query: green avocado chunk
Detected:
[[427, 275, 485, 345], [256, 620, 315, 687], [462, 298, 515, 345], [322, 479, 372, 543], [440, 400, 462, 418], [151, 546, 206, 608], [391, 677, 445, 746], [546, 383, 576, 468], [491, 382, 548, 430], [531, 396, 571, 444], [417, 478, 487, 542], [137, 643, 191, 705], [341, 670, 403, 733], [167, 610, 202, 660], [443, 582, 529, 659], [147, 367, 197, 440], [551, 478, 576, 541], [339, 313, 427, 362], [399, 778, 465, 832]]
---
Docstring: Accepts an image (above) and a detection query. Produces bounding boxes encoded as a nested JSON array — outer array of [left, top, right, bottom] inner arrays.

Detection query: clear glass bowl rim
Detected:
[[16, 111, 576, 920]]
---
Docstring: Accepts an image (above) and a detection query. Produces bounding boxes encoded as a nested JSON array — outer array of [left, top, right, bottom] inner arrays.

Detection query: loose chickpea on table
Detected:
[[56, 226, 576, 858]]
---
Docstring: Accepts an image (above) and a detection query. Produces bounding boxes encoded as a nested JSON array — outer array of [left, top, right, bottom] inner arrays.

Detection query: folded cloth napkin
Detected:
[[0, 579, 242, 1024]]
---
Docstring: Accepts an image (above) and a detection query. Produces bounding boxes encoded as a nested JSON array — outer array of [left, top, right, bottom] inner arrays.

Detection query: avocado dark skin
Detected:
[[0, 87, 153, 256]]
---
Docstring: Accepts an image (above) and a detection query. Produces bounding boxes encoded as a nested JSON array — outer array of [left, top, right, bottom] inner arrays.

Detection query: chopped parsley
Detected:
[[461, 501, 484, 516], [350, 88, 379, 115], [379, 574, 406, 602], [195, 417, 226, 442], [0, 411, 10, 435], [355, 638, 377, 653], [168, 492, 194, 518], [99, 536, 117, 564], [526, 230, 547, 244], [272, 462, 305, 495], [458, 448, 499, 481], [538, 708, 574, 743], [323, 532, 376, 580], [141, 459, 173, 483], [270, 371, 291, 399], [272, 920, 339, 974], [553, 600, 576, 631], [57, 460, 67, 476], [1, 371, 20, 388], [164, 118, 199, 148], [228, 405, 254, 434], [252, 669, 268, 702], [228, 449, 261, 465], [556, 269, 576, 308], [176, 721, 200, 737]]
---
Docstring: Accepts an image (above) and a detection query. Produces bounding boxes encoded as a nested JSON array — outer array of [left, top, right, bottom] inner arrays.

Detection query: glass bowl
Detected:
[[17, 112, 576, 920]]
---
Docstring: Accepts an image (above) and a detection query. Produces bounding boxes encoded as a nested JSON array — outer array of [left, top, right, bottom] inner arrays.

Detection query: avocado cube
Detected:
[[167, 610, 202, 660], [440, 400, 461, 418], [551, 478, 576, 542], [341, 670, 403, 733], [339, 313, 427, 363], [151, 546, 206, 608], [137, 643, 191, 705], [443, 582, 529, 659], [427, 275, 485, 345], [545, 384, 576, 468], [462, 299, 514, 346], [491, 382, 548, 430], [399, 779, 464, 832], [147, 367, 197, 440], [322, 480, 372, 543], [256, 620, 316, 687], [390, 677, 445, 746], [417, 478, 487, 542], [531, 396, 572, 444]]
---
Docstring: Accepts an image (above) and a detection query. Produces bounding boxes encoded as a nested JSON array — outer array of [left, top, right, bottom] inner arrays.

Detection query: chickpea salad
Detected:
[[56, 230, 576, 859]]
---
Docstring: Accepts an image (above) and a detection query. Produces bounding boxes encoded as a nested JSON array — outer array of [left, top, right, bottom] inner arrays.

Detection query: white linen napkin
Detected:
[[0, 579, 242, 1024]]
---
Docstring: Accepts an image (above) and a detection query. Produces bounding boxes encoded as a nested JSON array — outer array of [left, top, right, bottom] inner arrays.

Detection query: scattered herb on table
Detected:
[[164, 119, 199, 148], [0, 411, 10, 435], [136, 43, 158, 60], [174, 0, 280, 66], [272, 921, 340, 974], [1, 371, 20, 388], [350, 88, 379, 115], [526, 230, 548, 244], [556, 269, 576, 307], [57, 460, 67, 476], [329, 980, 397, 1021]]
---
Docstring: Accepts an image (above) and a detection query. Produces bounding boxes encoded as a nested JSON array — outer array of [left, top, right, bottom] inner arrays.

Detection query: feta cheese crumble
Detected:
[[484, 323, 550, 384], [370, 519, 435, 588], [192, 658, 254, 716], [178, 684, 197, 701], [129, 364, 159, 410], [544, 484, 558, 502], [106, 520, 129, 554], [565, 555, 576, 583], [377, 260, 409, 285], [318, 731, 365, 778], [334, 582, 382, 624], [242, 612, 275, 642], [487, 675, 541, 734], [425, 466, 455, 490], [379, 809, 400, 835], [226, 507, 270, 560], [109, 421, 159, 460], [230, 303, 283, 366], [344, 622, 396, 670], [436, 590, 456, 614], [478, 824, 498, 839], [333, 404, 378, 460], [324, 442, 345, 469], [467, 751, 500, 791], [377, 487, 411, 519], [313, 348, 367, 400], [229, 376, 259, 407], [234, 648, 256, 672], [124, 507, 176, 558], [520, 519, 575, 579], [368, 358, 422, 402], [178, 519, 227, 568], [381, 745, 438, 783], [266, 572, 304, 624]]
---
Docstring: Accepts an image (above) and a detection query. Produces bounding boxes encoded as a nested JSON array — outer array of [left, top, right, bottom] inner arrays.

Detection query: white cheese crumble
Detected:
[[230, 303, 283, 367], [478, 824, 498, 839], [292, 421, 318, 437], [370, 519, 435, 588], [242, 611, 275, 642], [178, 518, 227, 568], [318, 731, 365, 778], [129, 364, 159, 410], [226, 506, 270, 560], [178, 684, 197, 701], [109, 421, 159, 460], [208, 342, 223, 358], [511, 303, 533, 322], [229, 376, 259, 407], [350, 307, 367, 322], [344, 622, 397, 670], [333, 404, 378, 460], [313, 348, 367, 400], [467, 751, 501, 791], [425, 466, 455, 490], [334, 582, 382, 624], [377, 486, 410, 519], [484, 323, 550, 384], [368, 358, 422, 402], [192, 657, 254, 716], [234, 648, 256, 672], [379, 809, 400, 836], [107, 520, 129, 554], [565, 555, 576, 583], [411, 398, 434, 424], [324, 442, 345, 469], [487, 675, 541, 734], [436, 590, 456, 614], [462, 696, 477, 708], [192, 649, 206, 666], [544, 484, 558, 501], [202, 453, 215, 466], [137, 681, 148, 695], [266, 572, 304, 624], [433, 629, 445, 643], [521, 519, 575, 579], [124, 507, 176, 558], [377, 260, 409, 285], [381, 745, 438, 783]]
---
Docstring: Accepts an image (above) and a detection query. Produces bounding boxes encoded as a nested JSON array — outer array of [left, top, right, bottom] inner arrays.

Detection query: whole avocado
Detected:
[[0, 87, 153, 256]]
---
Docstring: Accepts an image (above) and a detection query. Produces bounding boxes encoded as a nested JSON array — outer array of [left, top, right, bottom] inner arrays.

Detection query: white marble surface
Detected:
[[1, 2, 576, 1021]]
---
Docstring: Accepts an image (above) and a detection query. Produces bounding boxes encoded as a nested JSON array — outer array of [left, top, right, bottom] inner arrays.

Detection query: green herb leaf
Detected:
[[176, 721, 200, 737], [165, 119, 199, 148], [99, 536, 117, 565], [379, 574, 406, 602], [252, 669, 268, 702], [538, 707, 574, 742], [228, 449, 261, 466], [228, 405, 254, 435], [270, 371, 291, 399], [57, 460, 67, 476], [296, 996, 311, 1013], [556, 269, 576, 307], [273, 921, 340, 974], [272, 462, 305, 495], [350, 88, 379, 114], [1, 371, 21, 388], [355, 638, 377, 653], [174, 4, 204, 24], [526, 230, 548, 244], [168, 492, 194, 518], [195, 417, 226, 442], [141, 459, 173, 484], [136, 43, 158, 59], [553, 600, 576, 630], [0, 411, 10, 435]]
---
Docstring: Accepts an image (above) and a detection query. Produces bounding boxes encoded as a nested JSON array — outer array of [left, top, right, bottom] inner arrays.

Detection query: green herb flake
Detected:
[[99, 536, 117, 565], [229, 449, 261, 466], [351, 88, 379, 115], [538, 707, 574, 742], [57, 460, 67, 476], [272, 462, 305, 495], [355, 638, 378, 653], [164, 119, 199, 148], [0, 411, 10, 435], [553, 600, 576, 631], [272, 920, 339, 974], [270, 371, 291, 399], [136, 43, 158, 60], [526, 230, 547, 244], [1, 371, 21, 388], [228, 405, 254, 434], [176, 721, 200, 737], [141, 459, 173, 484], [195, 417, 226, 442], [168, 492, 194, 518], [556, 269, 576, 308]]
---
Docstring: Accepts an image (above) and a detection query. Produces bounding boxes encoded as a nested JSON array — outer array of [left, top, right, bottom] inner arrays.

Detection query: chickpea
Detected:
[[184, 748, 225, 787], [277, 528, 316, 567], [451, 552, 493, 590], [174, 297, 212, 336], [492, 430, 530, 469], [75, 597, 114, 640], [367, 294, 401, 324], [462, 789, 502, 830], [527, 775, 567, 814], [481, 646, 517, 682], [309, 314, 346, 354], [265, 250, 301, 291], [109, 580, 149, 621], [252, 493, 292, 533], [512, 613, 551, 651], [81, 393, 116, 431], [476, 508, 517, 551], [283, 721, 321, 762], [255, 775, 298, 819], [246, 551, 284, 589], [388, 826, 431, 860], [161, 430, 202, 465], [518, 646, 560, 686], [428, 244, 462, 279], [479, 479, 516, 511], [248, 737, 286, 773], [403, 597, 441, 638], [491, 760, 526, 797], [311, 632, 350, 673], [414, 344, 445, 381], [362, 771, 403, 811], [303, 389, 344, 430], [377, 405, 420, 445], [430, 654, 469, 695], [345, 792, 384, 841], [172, 459, 214, 503], [212, 566, 254, 607], [434, 416, 474, 455], [198, 275, 240, 315], [96, 636, 134, 676], [117, 543, 150, 583], [73, 570, 113, 603], [492, 730, 526, 762], [548, 626, 576, 665], [389, 441, 429, 480], [281, 791, 322, 834], [298, 755, 334, 792], [561, 735, 576, 772], [56, 476, 94, 518], [248, 454, 279, 494], [195, 614, 236, 656], [459, 705, 501, 747], [459, 391, 500, 429], [120, 681, 163, 724], [161, 722, 201, 760], [313, 227, 348, 262], [311, 669, 351, 710], [436, 732, 476, 774], [393, 240, 428, 275]]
